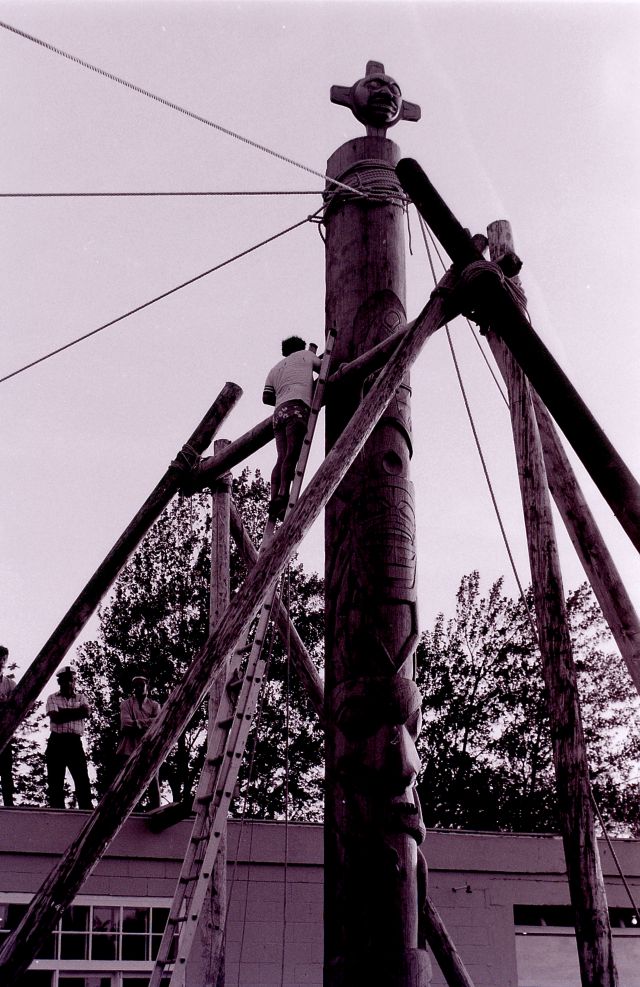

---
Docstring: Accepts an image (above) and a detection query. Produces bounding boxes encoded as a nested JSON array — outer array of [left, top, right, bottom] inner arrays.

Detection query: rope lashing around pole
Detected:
[[0, 19, 368, 202], [323, 158, 408, 212], [0, 208, 325, 386]]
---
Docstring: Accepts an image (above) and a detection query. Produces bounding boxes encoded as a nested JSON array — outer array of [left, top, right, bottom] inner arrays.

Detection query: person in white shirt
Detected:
[[115, 674, 162, 810], [45, 666, 92, 809], [0, 645, 15, 806], [263, 336, 321, 520]]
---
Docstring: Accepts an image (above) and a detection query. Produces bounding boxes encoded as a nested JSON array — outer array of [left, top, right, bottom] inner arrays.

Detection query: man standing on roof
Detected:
[[0, 645, 15, 806], [263, 336, 321, 521], [115, 674, 162, 810], [46, 666, 92, 810]]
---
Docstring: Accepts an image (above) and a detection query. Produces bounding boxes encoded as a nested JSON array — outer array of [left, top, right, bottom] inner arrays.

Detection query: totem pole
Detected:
[[324, 63, 431, 987]]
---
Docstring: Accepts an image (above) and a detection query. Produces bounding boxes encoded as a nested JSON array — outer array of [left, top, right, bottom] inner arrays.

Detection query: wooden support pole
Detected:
[[486, 220, 640, 696], [229, 501, 324, 722], [533, 391, 640, 693], [485, 222, 616, 985], [0, 289, 447, 984], [422, 897, 476, 987], [203, 438, 231, 987], [396, 158, 640, 554], [0, 383, 243, 757], [488, 338, 617, 986], [196, 416, 273, 486]]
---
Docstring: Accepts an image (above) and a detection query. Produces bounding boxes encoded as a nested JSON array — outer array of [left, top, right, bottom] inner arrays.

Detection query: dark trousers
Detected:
[[0, 743, 14, 806], [114, 753, 161, 810], [271, 419, 307, 501], [46, 733, 92, 809]]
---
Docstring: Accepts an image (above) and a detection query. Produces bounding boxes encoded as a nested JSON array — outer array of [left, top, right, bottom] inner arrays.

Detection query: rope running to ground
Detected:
[[416, 210, 538, 642], [0, 19, 368, 201], [0, 207, 324, 386]]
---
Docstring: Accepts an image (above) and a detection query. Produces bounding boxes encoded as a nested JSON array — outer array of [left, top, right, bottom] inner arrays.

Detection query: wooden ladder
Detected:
[[149, 330, 336, 987]]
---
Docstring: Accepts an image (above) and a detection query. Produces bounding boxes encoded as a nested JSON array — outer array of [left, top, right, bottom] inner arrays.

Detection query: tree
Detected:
[[73, 469, 325, 818], [415, 572, 640, 834]]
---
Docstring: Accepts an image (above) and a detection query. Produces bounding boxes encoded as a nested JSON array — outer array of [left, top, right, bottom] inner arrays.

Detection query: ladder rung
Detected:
[[169, 915, 188, 925], [226, 675, 243, 693], [217, 716, 233, 729], [197, 793, 215, 806], [206, 755, 223, 767]]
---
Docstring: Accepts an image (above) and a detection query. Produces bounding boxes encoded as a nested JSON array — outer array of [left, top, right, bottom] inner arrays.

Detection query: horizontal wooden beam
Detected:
[[0, 383, 243, 756], [0, 289, 448, 983], [195, 416, 273, 486], [396, 157, 640, 555]]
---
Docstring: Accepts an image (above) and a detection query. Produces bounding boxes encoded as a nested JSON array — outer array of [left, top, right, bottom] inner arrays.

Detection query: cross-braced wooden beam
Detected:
[[0, 287, 448, 984], [0, 383, 243, 756]]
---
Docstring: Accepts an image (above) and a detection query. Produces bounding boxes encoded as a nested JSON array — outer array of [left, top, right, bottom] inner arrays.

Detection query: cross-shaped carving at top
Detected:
[[330, 61, 421, 137]]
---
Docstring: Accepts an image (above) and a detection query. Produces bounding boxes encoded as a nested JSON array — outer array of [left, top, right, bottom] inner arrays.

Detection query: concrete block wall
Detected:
[[1, 809, 640, 986]]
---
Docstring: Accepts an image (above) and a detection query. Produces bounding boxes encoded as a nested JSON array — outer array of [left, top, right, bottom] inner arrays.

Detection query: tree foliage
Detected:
[[17, 466, 640, 836], [415, 572, 640, 834], [73, 469, 324, 817]]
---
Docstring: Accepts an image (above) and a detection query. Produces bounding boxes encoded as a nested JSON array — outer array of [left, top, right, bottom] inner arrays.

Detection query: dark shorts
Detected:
[[273, 399, 310, 432]]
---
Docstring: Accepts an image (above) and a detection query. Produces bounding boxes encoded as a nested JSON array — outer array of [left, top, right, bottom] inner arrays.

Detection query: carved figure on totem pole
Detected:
[[330, 60, 421, 137]]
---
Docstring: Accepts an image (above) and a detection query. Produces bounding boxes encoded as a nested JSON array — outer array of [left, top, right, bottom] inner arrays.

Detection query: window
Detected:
[[0, 898, 170, 987], [514, 905, 640, 987]]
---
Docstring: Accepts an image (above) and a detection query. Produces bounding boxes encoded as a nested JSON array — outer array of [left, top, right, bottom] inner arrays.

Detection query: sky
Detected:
[[1, 0, 639, 693]]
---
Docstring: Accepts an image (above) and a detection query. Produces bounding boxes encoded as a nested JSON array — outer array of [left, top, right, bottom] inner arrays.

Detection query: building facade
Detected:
[[1, 808, 639, 986]]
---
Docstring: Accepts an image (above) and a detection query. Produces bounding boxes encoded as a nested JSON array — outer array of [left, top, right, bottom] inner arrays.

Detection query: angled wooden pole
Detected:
[[486, 220, 640, 695], [204, 438, 232, 987], [0, 290, 447, 984], [0, 383, 242, 756], [396, 157, 640, 554], [229, 501, 324, 721], [532, 392, 640, 693], [422, 897, 475, 987], [491, 333, 617, 986], [485, 224, 616, 985], [195, 416, 273, 486]]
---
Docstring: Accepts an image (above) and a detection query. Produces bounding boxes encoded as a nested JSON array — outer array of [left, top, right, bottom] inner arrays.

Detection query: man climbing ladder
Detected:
[[262, 335, 322, 520], [148, 330, 335, 987]]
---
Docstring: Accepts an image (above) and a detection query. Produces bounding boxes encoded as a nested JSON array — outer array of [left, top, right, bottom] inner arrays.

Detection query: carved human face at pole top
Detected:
[[351, 73, 403, 128], [333, 676, 425, 842]]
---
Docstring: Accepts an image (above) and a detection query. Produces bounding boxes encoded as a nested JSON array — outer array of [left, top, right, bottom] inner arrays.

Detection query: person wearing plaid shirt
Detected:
[[45, 666, 92, 809]]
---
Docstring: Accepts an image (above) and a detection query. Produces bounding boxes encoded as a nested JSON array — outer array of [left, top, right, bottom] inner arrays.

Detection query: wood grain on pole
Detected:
[[0, 291, 447, 984], [229, 501, 324, 722], [490, 335, 617, 987], [485, 219, 640, 695], [422, 896, 476, 987], [396, 157, 640, 554], [532, 392, 640, 694], [0, 383, 243, 757], [205, 438, 231, 987], [196, 417, 273, 485]]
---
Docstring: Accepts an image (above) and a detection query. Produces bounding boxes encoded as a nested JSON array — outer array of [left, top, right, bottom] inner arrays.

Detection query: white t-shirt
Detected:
[[263, 350, 320, 409]]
